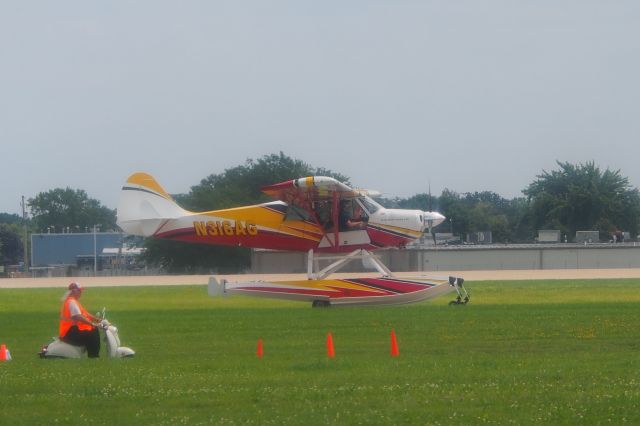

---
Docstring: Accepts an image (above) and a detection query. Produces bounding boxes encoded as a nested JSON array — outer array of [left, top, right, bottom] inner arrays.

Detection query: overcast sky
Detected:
[[2, 1, 639, 215]]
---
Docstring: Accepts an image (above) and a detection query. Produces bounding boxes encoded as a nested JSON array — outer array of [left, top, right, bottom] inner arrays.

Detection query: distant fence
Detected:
[[11, 243, 640, 278], [26, 266, 160, 278], [251, 243, 640, 273]]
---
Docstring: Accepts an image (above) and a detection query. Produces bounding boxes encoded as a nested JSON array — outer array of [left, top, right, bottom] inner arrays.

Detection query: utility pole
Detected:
[[21, 196, 29, 275], [93, 224, 97, 276]]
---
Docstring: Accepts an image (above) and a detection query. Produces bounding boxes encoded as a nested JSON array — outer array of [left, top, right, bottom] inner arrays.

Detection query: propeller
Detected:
[[423, 182, 445, 245]]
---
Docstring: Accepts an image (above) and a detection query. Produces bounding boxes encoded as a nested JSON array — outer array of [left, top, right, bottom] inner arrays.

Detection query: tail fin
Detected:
[[116, 172, 188, 236]]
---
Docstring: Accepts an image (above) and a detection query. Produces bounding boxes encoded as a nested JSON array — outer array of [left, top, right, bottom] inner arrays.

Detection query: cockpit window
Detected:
[[358, 196, 381, 214]]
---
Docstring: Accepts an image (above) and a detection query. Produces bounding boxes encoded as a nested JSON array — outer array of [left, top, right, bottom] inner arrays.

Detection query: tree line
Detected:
[[1, 154, 639, 273]]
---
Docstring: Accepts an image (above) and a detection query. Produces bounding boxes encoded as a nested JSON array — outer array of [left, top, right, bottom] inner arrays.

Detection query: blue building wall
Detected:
[[31, 232, 123, 267]]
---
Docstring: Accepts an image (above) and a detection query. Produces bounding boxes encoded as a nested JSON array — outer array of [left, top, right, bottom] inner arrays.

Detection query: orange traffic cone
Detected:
[[390, 329, 400, 357], [326, 332, 335, 358], [0, 344, 6, 362], [256, 338, 264, 358]]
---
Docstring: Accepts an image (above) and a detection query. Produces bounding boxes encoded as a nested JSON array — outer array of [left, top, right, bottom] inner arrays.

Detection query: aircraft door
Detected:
[[317, 198, 371, 250]]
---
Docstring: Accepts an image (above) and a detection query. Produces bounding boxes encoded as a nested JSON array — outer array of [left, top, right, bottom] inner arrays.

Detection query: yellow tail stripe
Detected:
[[126, 172, 172, 200]]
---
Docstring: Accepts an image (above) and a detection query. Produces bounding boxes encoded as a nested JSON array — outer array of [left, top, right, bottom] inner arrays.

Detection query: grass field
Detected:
[[1, 279, 640, 424]]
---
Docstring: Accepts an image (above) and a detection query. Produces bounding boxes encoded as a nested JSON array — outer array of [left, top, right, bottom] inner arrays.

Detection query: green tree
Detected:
[[419, 189, 529, 243], [504, 197, 536, 243], [437, 189, 470, 237], [0, 213, 21, 224], [523, 161, 640, 240], [28, 188, 116, 233], [0, 224, 23, 265], [142, 153, 349, 273], [394, 192, 439, 211]]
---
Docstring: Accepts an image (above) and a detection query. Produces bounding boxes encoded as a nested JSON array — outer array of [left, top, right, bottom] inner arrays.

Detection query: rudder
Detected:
[[117, 172, 187, 237]]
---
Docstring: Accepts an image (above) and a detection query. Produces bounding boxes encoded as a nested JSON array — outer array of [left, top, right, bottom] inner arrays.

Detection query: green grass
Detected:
[[1, 279, 640, 424]]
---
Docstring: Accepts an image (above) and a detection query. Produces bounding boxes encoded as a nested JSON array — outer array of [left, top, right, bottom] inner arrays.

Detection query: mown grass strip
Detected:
[[1, 279, 639, 424]]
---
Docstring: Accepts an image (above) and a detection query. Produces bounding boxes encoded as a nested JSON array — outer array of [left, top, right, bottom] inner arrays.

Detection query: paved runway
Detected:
[[2, 269, 640, 289]]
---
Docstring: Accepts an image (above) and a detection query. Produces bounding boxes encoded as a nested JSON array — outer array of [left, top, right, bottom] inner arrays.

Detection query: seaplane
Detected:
[[117, 172, 469, 307]]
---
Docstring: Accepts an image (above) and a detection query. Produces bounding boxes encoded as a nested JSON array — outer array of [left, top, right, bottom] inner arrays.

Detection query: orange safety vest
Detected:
[[59, 296, 94, 337]]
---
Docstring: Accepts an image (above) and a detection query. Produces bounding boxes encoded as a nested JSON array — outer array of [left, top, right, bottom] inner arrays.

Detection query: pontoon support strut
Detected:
[[307, 249, 394, 280]]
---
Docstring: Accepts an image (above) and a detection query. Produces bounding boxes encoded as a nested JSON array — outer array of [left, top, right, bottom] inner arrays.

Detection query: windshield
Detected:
[[358, 196, 382, 214]]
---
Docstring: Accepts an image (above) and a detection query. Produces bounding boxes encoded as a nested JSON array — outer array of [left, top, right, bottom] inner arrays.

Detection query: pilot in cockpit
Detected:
[[339, 199, 367, 231]]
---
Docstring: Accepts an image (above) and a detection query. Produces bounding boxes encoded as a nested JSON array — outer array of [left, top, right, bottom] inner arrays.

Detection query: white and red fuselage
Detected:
[[117, 174, 445, 254]]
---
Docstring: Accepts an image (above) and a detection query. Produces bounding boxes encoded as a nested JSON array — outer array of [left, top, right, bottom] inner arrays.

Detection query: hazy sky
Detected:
[[2, 1, 639, 215]]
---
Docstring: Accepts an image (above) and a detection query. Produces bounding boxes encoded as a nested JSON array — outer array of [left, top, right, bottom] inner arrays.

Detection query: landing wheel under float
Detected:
[[312, 300, 331, 308], [448, 276, 470, 305]]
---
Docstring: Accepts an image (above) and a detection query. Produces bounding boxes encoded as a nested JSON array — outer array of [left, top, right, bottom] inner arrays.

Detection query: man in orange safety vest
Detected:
[[59, 282, 101, 358]]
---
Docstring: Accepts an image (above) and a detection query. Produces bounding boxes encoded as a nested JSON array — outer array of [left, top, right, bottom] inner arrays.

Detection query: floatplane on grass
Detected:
[[117, 172, 468, 307]]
